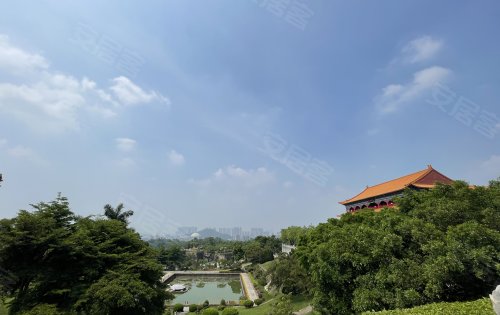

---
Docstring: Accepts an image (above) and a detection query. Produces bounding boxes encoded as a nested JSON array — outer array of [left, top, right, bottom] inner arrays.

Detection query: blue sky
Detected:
[[0, 1, 499, 235]]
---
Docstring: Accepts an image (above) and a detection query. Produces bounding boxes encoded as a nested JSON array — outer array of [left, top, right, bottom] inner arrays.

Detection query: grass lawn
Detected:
[[362, 298, 494, 315], [0, 298, 11, 315], [238, 295, 312, 315], [259, 261, 275, 272]]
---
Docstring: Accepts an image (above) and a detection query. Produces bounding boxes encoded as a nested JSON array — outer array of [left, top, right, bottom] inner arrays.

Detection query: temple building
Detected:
[[339, 165, 453, 212]]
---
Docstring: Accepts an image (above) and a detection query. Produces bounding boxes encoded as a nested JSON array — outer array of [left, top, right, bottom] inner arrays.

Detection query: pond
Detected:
[[169, 275, 244, 305]]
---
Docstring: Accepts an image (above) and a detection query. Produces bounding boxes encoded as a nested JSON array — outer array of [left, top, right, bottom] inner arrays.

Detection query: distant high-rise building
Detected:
[[218, 227, 232, 236], [231, 227, 242, 240], [250, 228, 264, 238]]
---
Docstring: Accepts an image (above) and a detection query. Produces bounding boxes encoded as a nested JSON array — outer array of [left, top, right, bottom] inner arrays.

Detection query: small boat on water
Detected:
[[169, 284, 188, 293]]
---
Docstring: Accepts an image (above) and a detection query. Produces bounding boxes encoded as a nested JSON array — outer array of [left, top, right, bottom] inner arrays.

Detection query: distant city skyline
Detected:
[[141, 226, 275, 241]]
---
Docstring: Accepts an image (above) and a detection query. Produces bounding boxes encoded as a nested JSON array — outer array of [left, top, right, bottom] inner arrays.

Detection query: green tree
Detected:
[[280, 226, 309, 246], [244, 242, 273, 264], [103, 203, 134, 223], [232, 243, 244, 261], [294, 180, 500, 314], [158, 244, 186, 270], [269, 294, 293, 315], [173, 303, 184, 312], [0, 195, 171, 315], [269, 253, 311, 295], [0, 195, 75, 313]]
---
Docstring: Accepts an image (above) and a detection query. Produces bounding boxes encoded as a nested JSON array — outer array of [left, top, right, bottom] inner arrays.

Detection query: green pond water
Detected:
[[170, 275, 243, 305]]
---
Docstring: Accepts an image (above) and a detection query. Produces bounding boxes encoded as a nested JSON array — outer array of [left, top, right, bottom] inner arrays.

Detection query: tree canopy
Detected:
[[0, 195, 171, 315], [294, 180, 500, 314]]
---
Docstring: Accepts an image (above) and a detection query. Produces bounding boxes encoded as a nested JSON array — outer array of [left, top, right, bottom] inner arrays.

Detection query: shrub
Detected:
[[221, 307, 239, 315], [201, 307, 219, 315], [361, 297, 494, 314], [189, 304, 198, 312], [243, 300, 254, 308], [254, 298, 264, 306], [20, 304, 61, 315], [173, 303, 184, 312], [203, 300, 210, 308]]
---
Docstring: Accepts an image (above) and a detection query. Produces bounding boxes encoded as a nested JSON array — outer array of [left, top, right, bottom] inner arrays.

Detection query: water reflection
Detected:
[[170, 275, 243, 305]]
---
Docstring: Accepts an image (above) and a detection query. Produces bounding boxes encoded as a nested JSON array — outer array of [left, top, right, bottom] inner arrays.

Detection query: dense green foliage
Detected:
[[103, 203, 133, 223], [150, 235, 281, 270], [268, 253, 311, 295], [269, 294, 293, 315], [173, 303, 184, 312], [244, 236, 281, 264], [202, 308, 220, 315], [158, 244, 187, 270], [295, 180, 500, 314], [221, 307, 239, 315], [0, 196, 171, 314], [362, 297, 494, 315], [280, 226, 311, 246], [189, 304, 198, 312]]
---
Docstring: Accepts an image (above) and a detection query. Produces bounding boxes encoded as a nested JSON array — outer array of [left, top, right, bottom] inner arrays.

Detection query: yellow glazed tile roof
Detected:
[[339, 166, 435, 205]]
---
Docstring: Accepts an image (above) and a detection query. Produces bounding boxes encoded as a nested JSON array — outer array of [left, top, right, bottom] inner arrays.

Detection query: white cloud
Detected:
[[402, 36, 443, 63], [0, 141, 46, 165], [7, 145, 34, 158], [110, 76, 169, 106], [0, 35, 48, 73], [116, 157, 135, 167], [375, 66, 452, 113], [190, 165, 274, 187], [0, 34, 168, 132], [116, 138, 137, 152], [168, 150, 185, 166], [0, 75, 87, 131]]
